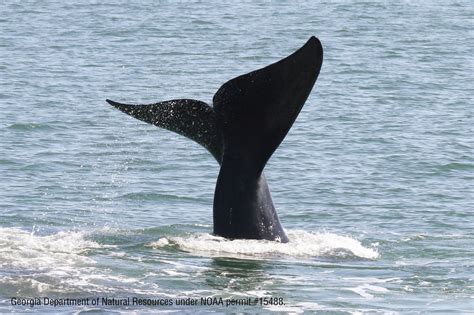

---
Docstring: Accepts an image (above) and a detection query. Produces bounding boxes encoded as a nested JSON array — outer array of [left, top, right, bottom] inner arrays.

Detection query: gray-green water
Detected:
[[1, 1, 473, 313]]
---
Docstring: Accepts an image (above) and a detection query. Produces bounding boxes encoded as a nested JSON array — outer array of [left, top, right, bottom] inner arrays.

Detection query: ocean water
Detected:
[[1, 0, 473, 313]]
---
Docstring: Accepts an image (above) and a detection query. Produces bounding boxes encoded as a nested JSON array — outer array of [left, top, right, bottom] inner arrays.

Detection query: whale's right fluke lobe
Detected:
[[211, 37, 323, 241], [213, 36, 323, 173]]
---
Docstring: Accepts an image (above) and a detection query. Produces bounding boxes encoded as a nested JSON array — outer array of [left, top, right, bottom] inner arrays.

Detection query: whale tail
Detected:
[[106, 99, 223, 162], [107, 37, 323, 242], [213, 36, 322, 173]]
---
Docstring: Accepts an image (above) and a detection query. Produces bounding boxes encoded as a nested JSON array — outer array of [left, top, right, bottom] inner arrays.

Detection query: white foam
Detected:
[[0, 227, 101, 270], [149, 230, 378, 259], [348, 284, 389, 299], [0, 227, 153, 295]]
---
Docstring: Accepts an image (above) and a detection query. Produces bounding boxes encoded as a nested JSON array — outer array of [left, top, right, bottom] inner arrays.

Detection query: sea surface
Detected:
[[1, 1, 473, 313]]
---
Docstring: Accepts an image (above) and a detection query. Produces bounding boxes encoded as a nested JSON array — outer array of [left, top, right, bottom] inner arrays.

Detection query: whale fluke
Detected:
[[108, 36, 323, 242], [106, 99, 223, 162], [213, 36, 323, 173]]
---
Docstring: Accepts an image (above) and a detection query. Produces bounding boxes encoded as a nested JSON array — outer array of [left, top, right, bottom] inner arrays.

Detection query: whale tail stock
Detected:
[[107, 36, 323, 242]]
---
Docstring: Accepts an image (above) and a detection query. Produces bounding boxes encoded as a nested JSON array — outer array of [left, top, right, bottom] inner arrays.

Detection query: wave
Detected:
[[0, 226, 378, 300], [437, 162, 473, 172], [6, 123, 57, 131], [149, 230, 379, 260], [120, 192, 198, 202], [0, 228, 112, 295], [0, 227, 101, 271]]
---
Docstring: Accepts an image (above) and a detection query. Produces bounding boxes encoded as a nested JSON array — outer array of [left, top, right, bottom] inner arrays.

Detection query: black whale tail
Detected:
[[212, 37, 323, 242], [106, 98, 223, 162], [213, 36, 323, 173], [107, 37, 323, 242]]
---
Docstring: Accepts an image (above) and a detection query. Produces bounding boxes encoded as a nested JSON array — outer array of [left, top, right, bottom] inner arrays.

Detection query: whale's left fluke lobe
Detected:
[[106, 99, 223, 162]]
